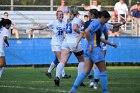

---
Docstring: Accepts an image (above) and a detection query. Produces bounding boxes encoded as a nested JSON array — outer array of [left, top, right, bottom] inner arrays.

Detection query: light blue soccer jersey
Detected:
[[84, 20, 106, 63], [84, 20, 101, 51]]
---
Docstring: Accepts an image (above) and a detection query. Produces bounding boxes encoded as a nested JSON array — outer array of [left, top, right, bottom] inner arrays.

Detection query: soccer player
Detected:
[[75, 9, 108, 89], [31, 10, 71, 79], [69, 10, 117, 93], [0, 18, 11, 78], [54, 6, 85, 86]]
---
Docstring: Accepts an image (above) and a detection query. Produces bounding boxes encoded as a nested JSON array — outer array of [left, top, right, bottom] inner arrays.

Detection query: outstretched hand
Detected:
[[6, 44, 9, 47], [110, 43, 117, 48]]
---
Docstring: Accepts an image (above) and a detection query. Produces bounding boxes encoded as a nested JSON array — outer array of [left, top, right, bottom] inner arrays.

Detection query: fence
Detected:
[[5, 37, 140, 65]]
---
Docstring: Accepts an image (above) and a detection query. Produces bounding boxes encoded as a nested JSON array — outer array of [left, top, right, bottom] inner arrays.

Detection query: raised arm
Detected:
[[31, 24, 48, 30]]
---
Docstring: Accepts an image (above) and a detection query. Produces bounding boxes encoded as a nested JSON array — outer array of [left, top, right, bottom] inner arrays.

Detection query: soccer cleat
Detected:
[[80, 82, 86, 86], [93, 82, 98, 89], [62, 74, 71, 79], [89, 81, 94, 88], [54, 77, 60, 86], [45, 72, 52, 79]]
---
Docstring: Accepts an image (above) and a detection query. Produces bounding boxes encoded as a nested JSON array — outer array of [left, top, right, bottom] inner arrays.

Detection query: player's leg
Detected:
[[96, 61, 109, 93], [88, 69, 94, 88], [69, 59, 93, 93], [0, 55, 6, 78], [74, 50, 85, 86], [54, 49, 72, 86], [45, 55, 58, 78], [94, 47, 109, 93], [93, 64, 100, 89], [54, 46, 71, 79]]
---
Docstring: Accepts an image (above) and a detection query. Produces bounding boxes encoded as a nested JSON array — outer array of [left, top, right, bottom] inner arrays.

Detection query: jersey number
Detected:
[[57, 27, 63, 35], [66, 23, 72, 34]]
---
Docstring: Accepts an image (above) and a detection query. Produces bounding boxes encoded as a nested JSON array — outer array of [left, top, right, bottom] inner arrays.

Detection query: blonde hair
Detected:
[[68, 6, 79, 21]]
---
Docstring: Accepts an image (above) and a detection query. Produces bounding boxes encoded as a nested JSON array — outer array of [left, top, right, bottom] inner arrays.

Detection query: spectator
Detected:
[[131, 3, 140, 20], [2, 12, 22, 44], [57, 0, 69, 15], [130, 0, 140, 14], [131, 3, 140, 32], [114, 0, 128, 22], [81, 0, 101, 11], [83, 15, 88, 23]]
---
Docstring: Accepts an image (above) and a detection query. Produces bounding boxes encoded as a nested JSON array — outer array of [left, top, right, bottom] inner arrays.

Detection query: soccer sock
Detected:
[[61, 68, 65, 77], [53, 56, 59, 65], [94, 67, 100, 82], [56, 62, 64, 78], [78, 62, 84, 76], [100, 71, 108, 92], [71, 72, 88, 92], [0, 67, 4, 78], [88, 69, 94, 82], [48, 62, 56, 73]]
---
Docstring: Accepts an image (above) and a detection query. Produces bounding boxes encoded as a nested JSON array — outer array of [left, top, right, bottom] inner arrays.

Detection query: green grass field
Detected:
[[0, 66, 140, 93]]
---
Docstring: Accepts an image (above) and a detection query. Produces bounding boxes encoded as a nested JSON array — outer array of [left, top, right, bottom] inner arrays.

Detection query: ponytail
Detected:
[[98, 10, 111, 18], [89, 9, 99, 19], [68, 6, 79, 22]]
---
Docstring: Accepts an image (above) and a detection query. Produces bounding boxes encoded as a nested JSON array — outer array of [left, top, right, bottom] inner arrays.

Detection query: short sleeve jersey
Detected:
[[47, 20, 66, 45], [65, 17, 82, 43], [85, 20, 107, 51]]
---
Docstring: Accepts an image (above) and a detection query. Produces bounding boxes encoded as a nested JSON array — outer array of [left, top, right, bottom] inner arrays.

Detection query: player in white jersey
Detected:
[[31, 11, 71, 79], [54, 6, 85, 86], [0, 18, 11, 78]]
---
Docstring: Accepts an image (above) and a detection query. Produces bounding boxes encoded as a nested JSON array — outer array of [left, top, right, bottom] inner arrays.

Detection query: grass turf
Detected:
[[0, 66, 140, 93]]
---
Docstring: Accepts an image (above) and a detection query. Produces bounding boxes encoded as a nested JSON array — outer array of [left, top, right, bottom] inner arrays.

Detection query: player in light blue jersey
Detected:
[[69, 10, 117, 93]]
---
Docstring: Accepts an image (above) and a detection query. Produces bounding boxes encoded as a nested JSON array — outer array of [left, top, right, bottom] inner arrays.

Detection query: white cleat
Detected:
[[93, 82, 98, 89], [89, 82, 94, 88]]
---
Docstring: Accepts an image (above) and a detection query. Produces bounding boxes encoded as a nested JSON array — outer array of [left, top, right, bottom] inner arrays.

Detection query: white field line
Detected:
[[0, 80, 50, 83], [0, 85, 68, 93]]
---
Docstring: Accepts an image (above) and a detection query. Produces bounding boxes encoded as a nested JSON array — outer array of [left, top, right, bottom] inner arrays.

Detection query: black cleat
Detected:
[[80, 82, 86, 86], [62, 74, 71, 79], [45, 72, 52, 79], [54, 77, 60, 86]]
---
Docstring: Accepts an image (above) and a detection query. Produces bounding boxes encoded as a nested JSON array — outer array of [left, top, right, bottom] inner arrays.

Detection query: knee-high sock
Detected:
[[70, 72, 88, 92], [94, 67, 100, 79], [0, 67, 4, 78], [77, 62, 84, 76], [88, 69, 94, 82], [56, 63, 64, 78], [61, 68, 66, 77], [48, 62, 56, 73], [100, 71, 108, 92]]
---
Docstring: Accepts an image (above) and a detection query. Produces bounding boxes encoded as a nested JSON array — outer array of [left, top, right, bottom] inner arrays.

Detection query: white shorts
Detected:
[[61, 41, 83, 52], [51, 45, 62, 51], [0, 52, 5, 57]]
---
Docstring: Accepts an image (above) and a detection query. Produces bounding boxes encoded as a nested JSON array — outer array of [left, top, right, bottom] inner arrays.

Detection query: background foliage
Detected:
[[0, 0, 138, 10]]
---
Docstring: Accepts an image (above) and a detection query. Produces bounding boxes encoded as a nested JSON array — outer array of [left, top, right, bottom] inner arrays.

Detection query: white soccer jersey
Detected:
[[65, 17, 82, 43], [47, 20, 66, 45], [0, 27, 9, 53]]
